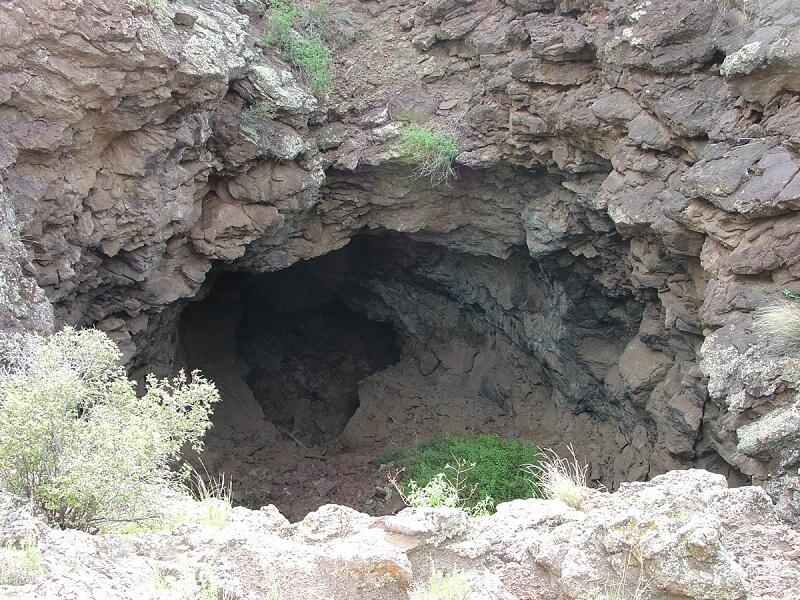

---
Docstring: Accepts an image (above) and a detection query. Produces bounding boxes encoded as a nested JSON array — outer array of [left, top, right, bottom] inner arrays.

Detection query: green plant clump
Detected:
[[0, 327, 220, 532], [244, 101, 278, 124], [382, 433, 542, 512], [258, 0, 333, 97], [0, 540, 43, 586], [782, 289, 800, 301], [410, 568, 471, 600], [398, 124, 459, 186]]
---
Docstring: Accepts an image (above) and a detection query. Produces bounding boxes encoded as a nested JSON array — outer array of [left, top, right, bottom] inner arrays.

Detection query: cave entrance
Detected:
[[176, 240, 403, 519], [170, 230, 721, 521], [236, 263, 401, 445]]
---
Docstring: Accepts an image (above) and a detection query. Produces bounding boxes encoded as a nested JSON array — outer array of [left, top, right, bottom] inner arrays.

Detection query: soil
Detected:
[[200, 435, 405, 521]]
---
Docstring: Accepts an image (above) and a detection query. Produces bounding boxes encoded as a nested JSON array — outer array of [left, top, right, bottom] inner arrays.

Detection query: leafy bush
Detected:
[[411, 568, 471, 600], [397, 124, 459, 186], [0, 328, 220, 531], [258, 0, 333, 97], [753, 301, 800, 351], [392, 462, 493, 517], [287, 34, 331, 96], [382, 434, 542, 513]]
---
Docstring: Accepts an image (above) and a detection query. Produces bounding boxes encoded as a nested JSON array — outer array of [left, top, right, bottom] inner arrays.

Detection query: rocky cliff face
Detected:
[[1, 0, 799, 518]]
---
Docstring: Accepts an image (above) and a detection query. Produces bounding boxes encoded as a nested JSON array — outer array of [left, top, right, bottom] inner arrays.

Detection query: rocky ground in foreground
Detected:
[[1, 469, 798, 600]]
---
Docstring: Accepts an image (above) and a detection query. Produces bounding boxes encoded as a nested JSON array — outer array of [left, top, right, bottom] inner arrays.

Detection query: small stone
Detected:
[[173, 11, 197, 27], [438, 99, 458, 110]]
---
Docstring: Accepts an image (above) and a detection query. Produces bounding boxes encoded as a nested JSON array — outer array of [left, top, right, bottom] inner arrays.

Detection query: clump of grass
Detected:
[[152, 564, 174, 594], [257, 0, 333, 98], [584, 551, 652, 600], [244, 101, 278, 124], [199, 580, 236, 600], [397, 124, 459, 187], [753, 301, 800, 351], [0, 540, 43, 586], [411, 567, 471, 600], [522, 445, 589, 509], [185, 464, 233, 528], [381, 434, 542, 513]]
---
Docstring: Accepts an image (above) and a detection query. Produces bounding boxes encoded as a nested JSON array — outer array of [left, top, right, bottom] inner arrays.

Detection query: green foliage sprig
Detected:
[[258, 0, 333, 98]]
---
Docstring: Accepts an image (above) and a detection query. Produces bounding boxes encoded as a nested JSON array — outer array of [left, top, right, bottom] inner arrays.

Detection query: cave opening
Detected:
[[176, 236, 412, 519], [168, 229, 730, 520], [235, 262, 402, 445]]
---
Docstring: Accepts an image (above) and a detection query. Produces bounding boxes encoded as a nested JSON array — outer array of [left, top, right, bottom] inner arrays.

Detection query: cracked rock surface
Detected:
[[1, 470, 799, 599]]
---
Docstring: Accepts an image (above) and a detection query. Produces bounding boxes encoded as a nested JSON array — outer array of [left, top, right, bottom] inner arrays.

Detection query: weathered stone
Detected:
[[5, 470, 797, 599]]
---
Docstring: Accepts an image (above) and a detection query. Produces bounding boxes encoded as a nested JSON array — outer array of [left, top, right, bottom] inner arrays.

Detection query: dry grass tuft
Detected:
[[583, 551, 652, 600], [185, 463, 233, 528], [522, 444, 590, 509], [753, 301, 800, 351]]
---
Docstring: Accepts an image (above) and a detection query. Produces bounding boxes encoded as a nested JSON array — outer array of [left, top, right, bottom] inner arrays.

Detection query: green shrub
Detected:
[[287, 33, 331, 96], [397, 124, 459, 186], [0, 327, 220, 531], [258, 0, 333, 97], [392, 463, 493, 517], [381, 434, 542, 513], [260, 0, 299, 47]]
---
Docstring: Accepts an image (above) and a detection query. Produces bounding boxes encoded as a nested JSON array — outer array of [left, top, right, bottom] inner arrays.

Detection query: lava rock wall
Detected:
[[1, 0, 799, 515]]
